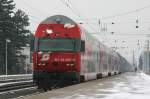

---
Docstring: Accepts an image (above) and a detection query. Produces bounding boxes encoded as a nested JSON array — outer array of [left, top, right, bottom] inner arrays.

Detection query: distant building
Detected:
[[139, 40, 150, 74], [139, 51, 150, 74], [20, 47, 32, 73], [21, 47, 30, 63]]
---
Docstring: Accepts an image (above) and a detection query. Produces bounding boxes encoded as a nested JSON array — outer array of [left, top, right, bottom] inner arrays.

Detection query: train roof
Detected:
[[41, 15, 77, 25]]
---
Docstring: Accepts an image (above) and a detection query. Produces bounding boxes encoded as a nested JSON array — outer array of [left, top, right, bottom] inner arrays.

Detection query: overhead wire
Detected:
[[100, 4, 150, 20], [14, 0, 150, 49], [92, 33, 150, 35], [61, 0, 150, 42], [73, 4, 150, 21], [21, 0, 48, 16], [59, 0, 99, 33], [63, 0, 111, 41]]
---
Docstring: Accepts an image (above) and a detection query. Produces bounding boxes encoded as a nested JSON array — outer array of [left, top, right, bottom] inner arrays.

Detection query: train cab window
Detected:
[[38, 38, 81, 52], [41, 15, 76, 25]]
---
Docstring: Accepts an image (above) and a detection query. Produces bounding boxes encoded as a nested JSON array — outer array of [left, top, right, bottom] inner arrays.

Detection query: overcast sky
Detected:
[[13, 0, 150, 63], [13, 0, 150, 30]]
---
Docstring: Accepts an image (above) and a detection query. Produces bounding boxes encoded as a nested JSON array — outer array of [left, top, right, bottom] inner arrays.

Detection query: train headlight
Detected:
[[70, 63, 75, 66], [38, 63, 46, 66], [46, 29, 53, 34], [66, 63, 75, 66], [66, 64, 70, 66], [41, 53, 50, 61], [41, 63, 46, 66]]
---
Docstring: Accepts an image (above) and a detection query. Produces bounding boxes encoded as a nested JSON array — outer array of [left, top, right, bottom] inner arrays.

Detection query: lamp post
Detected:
[[5, 39, 11, 75], [25, 44, 30, 74]]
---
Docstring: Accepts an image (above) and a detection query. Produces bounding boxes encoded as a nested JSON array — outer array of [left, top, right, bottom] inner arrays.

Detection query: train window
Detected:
[[103, 64, 107, 71], [41, 15, 76, 25], [81, 40, 85, 52], [38, 39, 81, 52], [97, 53, 99, 62]]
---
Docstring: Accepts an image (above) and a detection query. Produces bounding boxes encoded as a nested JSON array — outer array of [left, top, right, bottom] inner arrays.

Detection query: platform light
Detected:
[[46, 29, 53, 34], [5, 39, 11, 75]]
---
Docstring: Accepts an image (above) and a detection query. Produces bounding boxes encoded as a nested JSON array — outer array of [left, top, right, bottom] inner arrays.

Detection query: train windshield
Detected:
[[38, 39, 81, 52]]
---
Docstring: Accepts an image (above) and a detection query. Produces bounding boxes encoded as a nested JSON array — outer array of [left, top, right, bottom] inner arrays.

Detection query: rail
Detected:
[[0, 74, 32, 81], [0, 80, 35, 92]]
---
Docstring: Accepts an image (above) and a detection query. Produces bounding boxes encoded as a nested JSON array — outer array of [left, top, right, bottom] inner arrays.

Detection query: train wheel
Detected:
[[43, 88, 48, 92], [36, 79, 42, 89], [73, 78, 80, 84], [100, 73, 102, 78], [108, 72, 111, 76], [37, 85, 41, 89], [97, 73, 102, 79], [43, 78, 48, 92], [80, 75, 85, 83]]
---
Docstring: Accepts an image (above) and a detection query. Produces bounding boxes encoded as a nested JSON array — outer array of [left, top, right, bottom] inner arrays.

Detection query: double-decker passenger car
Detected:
[[33, 15, 120, 91]]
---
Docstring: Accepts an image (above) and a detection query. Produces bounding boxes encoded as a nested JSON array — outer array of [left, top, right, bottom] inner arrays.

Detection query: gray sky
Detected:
[[13, 0, 150, 31], [14, 0, 150, 63]]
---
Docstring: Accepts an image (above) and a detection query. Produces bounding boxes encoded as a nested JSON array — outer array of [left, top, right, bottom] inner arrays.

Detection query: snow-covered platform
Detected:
[[19, 72, 150, 99]]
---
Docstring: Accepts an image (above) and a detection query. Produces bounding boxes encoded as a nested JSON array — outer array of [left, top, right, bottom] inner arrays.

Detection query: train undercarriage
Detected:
[[33, 71, 80, 91], [33, 71, 120, 91]]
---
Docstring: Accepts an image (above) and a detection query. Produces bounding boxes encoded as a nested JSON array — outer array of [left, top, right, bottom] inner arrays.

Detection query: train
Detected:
[[139, 51, 150, 74], [33, 15, 122, 91], [118, 53, 133, 72]]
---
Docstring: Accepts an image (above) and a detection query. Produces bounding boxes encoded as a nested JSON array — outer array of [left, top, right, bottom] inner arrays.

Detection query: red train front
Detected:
[[33, 15, 85, 90], [33, 15, 120, 91]]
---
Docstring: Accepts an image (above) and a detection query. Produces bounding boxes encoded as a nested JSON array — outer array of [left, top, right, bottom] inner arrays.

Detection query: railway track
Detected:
[[0, 78, 78, 98], [0, 74, 121, 99], [0, 86, 41, 99], [0, 79, 39, 99], [0, 80, 35, 92], [0, 78, 32, 83]]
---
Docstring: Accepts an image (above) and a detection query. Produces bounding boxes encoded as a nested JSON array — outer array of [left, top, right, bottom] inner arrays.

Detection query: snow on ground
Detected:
[[21, 72, 150, 99], [66, 72, 150, 99], [67, 73, 150, 99], [101, 72, 150, 99]]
